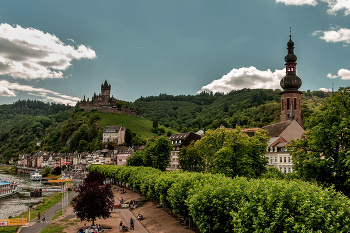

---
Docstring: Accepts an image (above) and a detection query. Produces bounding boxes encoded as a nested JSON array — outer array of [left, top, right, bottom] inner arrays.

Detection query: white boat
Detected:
[[0, 178, 19, 198], [30, 171, 42, 181]]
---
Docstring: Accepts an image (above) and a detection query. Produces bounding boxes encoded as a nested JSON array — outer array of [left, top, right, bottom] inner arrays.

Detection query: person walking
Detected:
[[42, 214, 45, 224], [119, 221, 123, 232], [130, 217, 134, 230], [37, 212, 40, 222]]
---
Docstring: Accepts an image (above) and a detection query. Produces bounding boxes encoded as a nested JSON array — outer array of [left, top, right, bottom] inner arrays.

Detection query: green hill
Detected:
[[0, 104, 174, 162], [0, 89, 331, 163], [135, 89, 331, 132]]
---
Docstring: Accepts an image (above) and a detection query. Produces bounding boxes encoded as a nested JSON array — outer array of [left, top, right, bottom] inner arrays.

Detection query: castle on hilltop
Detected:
[[76, 80, 137, 116]]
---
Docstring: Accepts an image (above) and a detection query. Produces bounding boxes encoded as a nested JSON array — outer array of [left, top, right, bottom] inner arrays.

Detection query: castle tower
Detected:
[[279, 30, 304, 127], [101, 80, 111, 103]]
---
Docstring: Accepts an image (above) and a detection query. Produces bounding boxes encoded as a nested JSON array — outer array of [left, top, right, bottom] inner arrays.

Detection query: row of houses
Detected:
[[17, 146, 140, 171], [17, 121, 301, 174]]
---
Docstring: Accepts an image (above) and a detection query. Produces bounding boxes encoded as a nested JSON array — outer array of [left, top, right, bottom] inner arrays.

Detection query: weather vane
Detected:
[[290, 27, 292, 39]]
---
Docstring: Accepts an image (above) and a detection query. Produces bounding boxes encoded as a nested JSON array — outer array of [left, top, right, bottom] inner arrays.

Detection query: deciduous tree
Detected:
[[289, 87, 350, 195], [71, 172, 114, 226], [181, 127, 269, 178]]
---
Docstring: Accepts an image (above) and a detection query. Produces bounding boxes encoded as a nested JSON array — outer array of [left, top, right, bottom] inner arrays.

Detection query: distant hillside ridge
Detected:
[[134, 89, 331, 132]]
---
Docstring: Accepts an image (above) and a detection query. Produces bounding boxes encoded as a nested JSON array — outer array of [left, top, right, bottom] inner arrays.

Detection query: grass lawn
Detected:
[[98, 112, 175, 139]]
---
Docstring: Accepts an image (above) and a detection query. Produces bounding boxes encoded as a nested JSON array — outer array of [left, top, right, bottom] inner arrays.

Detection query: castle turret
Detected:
[[101, 80, 111, 103], [279, 29, 304, 127]]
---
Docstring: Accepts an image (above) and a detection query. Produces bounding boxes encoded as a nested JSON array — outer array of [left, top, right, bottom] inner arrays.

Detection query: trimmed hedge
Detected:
[[88, 165, 350, 232]]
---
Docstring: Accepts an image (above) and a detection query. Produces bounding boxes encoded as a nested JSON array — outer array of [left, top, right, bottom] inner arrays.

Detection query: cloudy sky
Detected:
[[0, 0, 349, 105]]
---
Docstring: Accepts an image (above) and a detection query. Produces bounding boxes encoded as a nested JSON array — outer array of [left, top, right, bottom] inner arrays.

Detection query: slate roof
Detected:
[[103, 126, 124, 133], [262, 120, 292, 137]]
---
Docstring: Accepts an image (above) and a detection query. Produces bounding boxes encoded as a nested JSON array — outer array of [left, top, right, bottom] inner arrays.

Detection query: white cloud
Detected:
[[0, 80, 80, 105], [319, 87, 332, 92], [67, 38, 75, 43], [0, 23, 96, 80], [277, 0, 350, 15], [198, 66, 285, 94], [338, 68, 350, 80], [327, 73, 338, 79], [321, 0, 350, 15], [313, 27, 350, 44], [0, 86, 15, 97], [276, 0, 318, 6], [326, 69, 350, 80]]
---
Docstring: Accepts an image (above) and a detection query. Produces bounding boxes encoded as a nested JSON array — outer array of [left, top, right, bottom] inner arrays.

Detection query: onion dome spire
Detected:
[[280, 28, 302, 91]]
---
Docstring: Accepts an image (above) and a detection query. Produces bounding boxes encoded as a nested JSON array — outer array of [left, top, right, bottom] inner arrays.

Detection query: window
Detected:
[[288, 157, 291, 163], [284, 167, 286, 174], [284, 157, 286, 163], [287, 98, 290, 110], [274, 157, 277, 163], [288, 167, 291, 173], [294, 98, 297, 110], [280, 157, 282, 163], [281, 99, 284, 111], [270, 157, 273, 164]]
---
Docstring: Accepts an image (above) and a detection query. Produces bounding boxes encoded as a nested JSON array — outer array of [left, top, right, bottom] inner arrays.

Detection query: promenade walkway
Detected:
[[18, 191, 77, 233], [18, 191, 148, 233]]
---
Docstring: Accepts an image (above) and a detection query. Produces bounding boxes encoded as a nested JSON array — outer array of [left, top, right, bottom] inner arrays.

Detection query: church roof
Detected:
[[262, 120, 292, 137]]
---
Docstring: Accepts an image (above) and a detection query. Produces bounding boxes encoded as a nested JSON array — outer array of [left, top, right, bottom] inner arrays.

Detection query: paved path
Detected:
[[18, 191, 148, 233], [114, 196, 148, 233], [18, 191, 77, 233]]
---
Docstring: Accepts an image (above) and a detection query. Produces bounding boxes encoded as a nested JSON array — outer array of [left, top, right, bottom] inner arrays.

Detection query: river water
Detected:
[[0, 169, 61, 219]]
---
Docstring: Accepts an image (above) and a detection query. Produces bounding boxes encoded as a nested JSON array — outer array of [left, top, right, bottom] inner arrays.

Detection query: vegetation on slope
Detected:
[[134, 89, 331, 132]]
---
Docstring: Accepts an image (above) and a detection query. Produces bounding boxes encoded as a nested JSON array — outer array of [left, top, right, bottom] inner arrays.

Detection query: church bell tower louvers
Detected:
[[279, 30, 304, 127]]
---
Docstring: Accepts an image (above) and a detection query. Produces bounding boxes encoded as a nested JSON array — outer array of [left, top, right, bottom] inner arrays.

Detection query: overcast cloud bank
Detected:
[[0, 23, 96, 80]]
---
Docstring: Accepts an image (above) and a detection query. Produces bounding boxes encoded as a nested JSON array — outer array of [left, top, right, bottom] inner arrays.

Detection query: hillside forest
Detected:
[[0, 89, 330, 162]]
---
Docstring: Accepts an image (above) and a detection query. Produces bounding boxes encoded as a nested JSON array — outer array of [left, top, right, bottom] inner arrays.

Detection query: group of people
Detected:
[[78, 224, 101, 233], [118, 214, 142, 232], [119, 220, 129, 232], [129, 200, 137, 210], [38, 212, 45, 224]]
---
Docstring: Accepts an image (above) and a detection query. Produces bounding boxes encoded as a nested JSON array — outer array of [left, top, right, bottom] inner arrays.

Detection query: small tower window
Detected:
[[287, 98, 290, 110]]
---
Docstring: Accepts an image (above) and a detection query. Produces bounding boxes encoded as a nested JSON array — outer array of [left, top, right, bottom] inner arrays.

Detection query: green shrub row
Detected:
[[88, 165, 350, 233]]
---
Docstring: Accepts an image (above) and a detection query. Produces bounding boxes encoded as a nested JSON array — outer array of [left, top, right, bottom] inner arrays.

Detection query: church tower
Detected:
[[279, 30, 304, 127], [101, 80, 111, 103]]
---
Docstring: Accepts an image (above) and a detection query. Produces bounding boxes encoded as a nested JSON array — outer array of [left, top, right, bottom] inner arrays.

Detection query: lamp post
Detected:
[[28, 196, 31, 223]]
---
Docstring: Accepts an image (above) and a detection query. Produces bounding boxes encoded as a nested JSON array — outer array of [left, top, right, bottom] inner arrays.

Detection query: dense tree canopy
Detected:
[[135, 89, 329, 132], [127, 136, 173, 171], [290, 87, 350, 196], [179, 127, 269, 178]]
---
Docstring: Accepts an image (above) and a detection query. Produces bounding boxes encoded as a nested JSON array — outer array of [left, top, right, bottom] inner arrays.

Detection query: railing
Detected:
[[0, 218, 28, 226]]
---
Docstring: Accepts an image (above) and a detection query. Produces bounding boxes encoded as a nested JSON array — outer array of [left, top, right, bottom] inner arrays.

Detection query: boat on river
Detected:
[[30, 170, 42, 181], [0, 178, 19, 198]]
